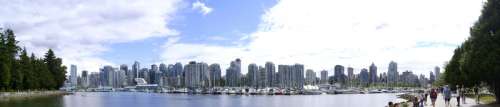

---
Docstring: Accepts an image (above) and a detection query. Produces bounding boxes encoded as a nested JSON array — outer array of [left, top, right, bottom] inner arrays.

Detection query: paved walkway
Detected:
[[421, 94, 490, 107]]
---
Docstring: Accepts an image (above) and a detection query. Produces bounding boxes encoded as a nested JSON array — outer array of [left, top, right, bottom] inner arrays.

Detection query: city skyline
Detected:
[[0, 0, 487, 78], [69, 60, 440, 79]]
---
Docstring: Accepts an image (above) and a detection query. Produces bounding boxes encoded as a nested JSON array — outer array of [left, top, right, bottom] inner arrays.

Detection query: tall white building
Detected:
[[70, 65, 77, 87], [388, 61, 398, 84]]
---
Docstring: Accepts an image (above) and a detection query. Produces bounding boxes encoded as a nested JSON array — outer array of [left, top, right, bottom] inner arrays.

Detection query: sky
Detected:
[[0, 0, 487, 77]]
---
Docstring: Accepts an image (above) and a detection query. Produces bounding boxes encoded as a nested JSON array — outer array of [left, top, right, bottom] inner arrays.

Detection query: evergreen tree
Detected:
[[44, 49, 67, 89], [445, 0, 500, 102], [19, 48, 34, 90], [5, 29, 21, 90], [0, 31, 9, 90]]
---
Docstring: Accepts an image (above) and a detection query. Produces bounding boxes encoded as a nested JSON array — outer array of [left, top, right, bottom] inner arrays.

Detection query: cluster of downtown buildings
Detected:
[[68, 59, 442, 90]]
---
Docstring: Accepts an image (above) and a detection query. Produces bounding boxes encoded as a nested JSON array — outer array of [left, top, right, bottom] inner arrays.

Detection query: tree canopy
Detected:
[[0, 28, 66, 91], [444, 0, 500, 102]]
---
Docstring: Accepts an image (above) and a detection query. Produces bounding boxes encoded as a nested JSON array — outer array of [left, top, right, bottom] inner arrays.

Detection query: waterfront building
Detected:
[[247, 63, 259, 88], [209, 63, 222, 87], [139, 68, 149, 83], [277, 64, 304, 89], [305, 69, 316, 85], [101, 66, 115, 87], [149, 64, 161, 84], [184, 61, 201, 88], [132, 61, 140, 79], [81, 70, 89, 88], [89, 72, 100, 88], [70, 65, 78, 87], [265, 62, 275, 87], [113, 68, 127, 88], [173, 63, 183, 87], [429, 71, 435, 84], [225, 58, 241, 87], [369, 63, 377, 84], [258, 66, 267, 88], [347, 67, 354, 81], [387, 61, 398, 84], [199, 62, 210, 87], [334, 65, 347, 85], [359, 68, 369, 85], [434, 66, 441, 81], [320, 70, 328, 84]]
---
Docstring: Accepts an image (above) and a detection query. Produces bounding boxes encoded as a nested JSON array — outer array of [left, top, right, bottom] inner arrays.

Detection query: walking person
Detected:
[[413, 96, 419, 107], [424, 90, 428, 105], [474, 86, 480, 104], [461, 86, 466, 104], [456, 85, 461, 106], [430, 88, 438, 107], [443, 85, 452, 107]]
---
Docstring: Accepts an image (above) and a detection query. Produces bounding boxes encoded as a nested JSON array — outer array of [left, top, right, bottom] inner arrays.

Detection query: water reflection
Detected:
[[0, 92, 401, 107]]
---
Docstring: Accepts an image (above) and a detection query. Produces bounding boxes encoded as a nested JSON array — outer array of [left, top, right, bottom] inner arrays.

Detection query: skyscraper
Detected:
[[258, 66, 267, 88], [265, 62, 275, 87], [334, 65, 346, 84], [305, 69, 316, 85], [347, 67, 354, 81], [388, 61, 398, 84], [247, 63, 259, 88], [173, 63, 183, 87], [320, 70, 328, 84], [132, 61, 140, 79], [209, 63, 221, 87], [369, 63, 377, 84], [70, 65, 77, 87], [81, 70, 89, 88], [359, 68, 369, 85], [434, 66, 441, 81], [225, 58, 241, 87], [199, 62, 210, 87], [184, 61, 201, 88]]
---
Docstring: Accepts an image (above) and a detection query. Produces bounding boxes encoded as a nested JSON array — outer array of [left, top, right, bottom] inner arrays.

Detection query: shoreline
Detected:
[[0, 91, 71, 101]]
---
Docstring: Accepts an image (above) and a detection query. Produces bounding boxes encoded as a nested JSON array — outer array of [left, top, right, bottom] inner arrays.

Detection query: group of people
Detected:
[[388, 85, 482, 107]]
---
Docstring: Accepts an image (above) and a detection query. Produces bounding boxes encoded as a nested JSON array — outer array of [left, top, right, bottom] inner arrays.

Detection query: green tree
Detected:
[[445, 0, 500, 102], [44, 49, 67, 89], [0, 30, 9, 90], [19, 48, 34, 90]]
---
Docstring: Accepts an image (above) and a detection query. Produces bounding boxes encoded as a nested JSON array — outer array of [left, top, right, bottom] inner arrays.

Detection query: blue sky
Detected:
[[101, 0, 277, 65], [0, 0, 486, 76]]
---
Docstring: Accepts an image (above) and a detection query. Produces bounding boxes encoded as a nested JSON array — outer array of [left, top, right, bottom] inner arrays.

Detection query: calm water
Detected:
[[0, 92, 402, 107]]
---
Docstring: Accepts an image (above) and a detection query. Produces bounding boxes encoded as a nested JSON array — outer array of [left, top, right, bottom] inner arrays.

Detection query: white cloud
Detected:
[[0, 0, 182, 74], [162, 0, 485, 76], [192, 1, 213, 15]]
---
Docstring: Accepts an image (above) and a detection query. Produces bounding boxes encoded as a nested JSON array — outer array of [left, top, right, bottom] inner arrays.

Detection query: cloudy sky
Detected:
[[0, 0, 486, 76]]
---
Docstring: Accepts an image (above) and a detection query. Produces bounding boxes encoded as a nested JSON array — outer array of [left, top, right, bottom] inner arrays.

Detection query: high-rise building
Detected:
[[334, 65, 346, 84], [359, 68, 369, 85], [258, 66, 267, 88], [347, 67, 354, 80], [174, 63, 183, 87], [388, 61, 398, 84], [429, 71, 436, 84], [369, 63, 378, 84], [101, 65, 114, 87], [70, 65, 78, 87], [247, 63, 259, 88], [81, 70, 89, 88], [434, 66, 441, 81], [225, 58, 241, 87], [305, 69, 316, 85], [265, 62, 275, 87], [132, 61, 140, 79], [209, 63, 221, 87], [277, 64, 304, 89], [199, 62, 210, 87], [184, 61, 201, 88], [149, 64, 161, 84], [320, 70, 328, 84]]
